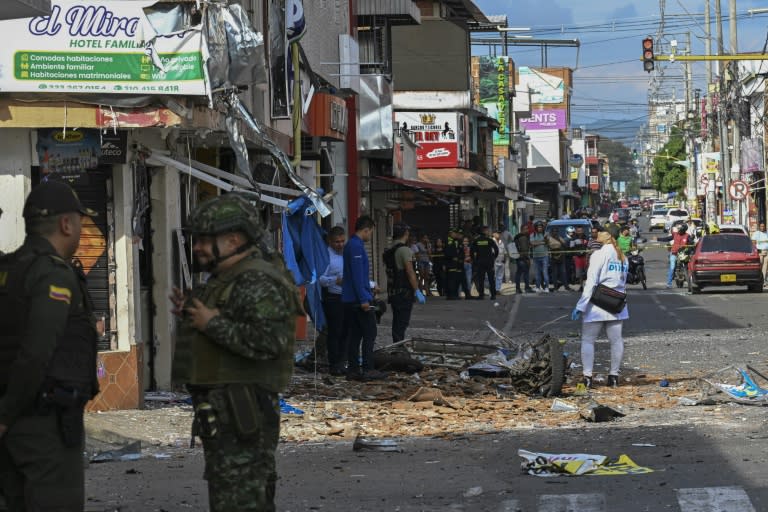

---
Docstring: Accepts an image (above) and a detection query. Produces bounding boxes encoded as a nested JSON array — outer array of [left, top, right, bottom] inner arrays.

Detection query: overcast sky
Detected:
[[472, 0, 768, 142]]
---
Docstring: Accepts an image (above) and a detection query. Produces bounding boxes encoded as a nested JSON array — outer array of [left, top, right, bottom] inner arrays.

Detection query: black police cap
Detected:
[[23, 180, 97, 219]]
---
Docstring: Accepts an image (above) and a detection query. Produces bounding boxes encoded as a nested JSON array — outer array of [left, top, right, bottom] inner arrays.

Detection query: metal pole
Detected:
[[705, 0, 712, 89], [685, 33, 696, 212], [715, 0, 724, 76], [719, 97, 731, 221], [729, 0, 743, 224]]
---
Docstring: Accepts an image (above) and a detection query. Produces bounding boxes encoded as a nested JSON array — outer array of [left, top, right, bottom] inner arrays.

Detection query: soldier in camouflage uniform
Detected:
[[170, 193, 301, 512]]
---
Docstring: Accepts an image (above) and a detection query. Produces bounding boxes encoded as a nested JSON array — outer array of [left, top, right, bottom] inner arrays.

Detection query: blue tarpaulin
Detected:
[[282, 194, 329, 332]]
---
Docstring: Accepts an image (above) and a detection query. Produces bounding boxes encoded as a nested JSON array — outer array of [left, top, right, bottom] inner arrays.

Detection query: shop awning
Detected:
[[373, 175, 452, 192], [417, 168, 500, 190], [146, 152, 293, 209], [520, 195, 544, 204], [526, 166, 561, 184]]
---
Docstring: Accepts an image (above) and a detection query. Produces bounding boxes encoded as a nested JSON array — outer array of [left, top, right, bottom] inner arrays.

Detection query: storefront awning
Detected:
[[373, 175, 452, 192], [520, 195, 544, 204], [526, 166, 561, 184], [417, 168, 500, 190]]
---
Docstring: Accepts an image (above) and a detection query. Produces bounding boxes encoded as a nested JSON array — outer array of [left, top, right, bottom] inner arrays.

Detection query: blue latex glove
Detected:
[[570, 308, 582, 321], [415, 290, 426, 304]]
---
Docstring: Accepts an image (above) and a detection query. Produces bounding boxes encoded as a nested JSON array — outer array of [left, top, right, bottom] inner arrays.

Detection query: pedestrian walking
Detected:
[[513, 231, 533, 294], [471, 226, 499, 300], [751, 222, 768, 284], [570, 231, 629, 389], [0, 180, 99, 511], [492, 230, 506, 293], [529, 222, 550, 292], [170, 193, 302, 512], [384, 223, 425, 343], [342, 216, 386, 381], [319, 226, 347, 375]]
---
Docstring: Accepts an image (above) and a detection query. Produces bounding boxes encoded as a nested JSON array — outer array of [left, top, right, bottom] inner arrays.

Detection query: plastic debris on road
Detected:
[[463, 486, 483, 497], [699, 365, 768, 405], [280, 399, 304, 415], [90, 441, 142, 463], [519, 449, 654, 477], [352, 435, 403, 453], [551, 398, 579, 412]]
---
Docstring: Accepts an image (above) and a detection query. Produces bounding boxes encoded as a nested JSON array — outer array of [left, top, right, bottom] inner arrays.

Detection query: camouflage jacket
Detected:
[[172, 251, 301, 391]]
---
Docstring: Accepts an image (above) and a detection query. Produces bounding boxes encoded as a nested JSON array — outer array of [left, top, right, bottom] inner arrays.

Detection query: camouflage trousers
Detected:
[[189, 384, 280, 512]]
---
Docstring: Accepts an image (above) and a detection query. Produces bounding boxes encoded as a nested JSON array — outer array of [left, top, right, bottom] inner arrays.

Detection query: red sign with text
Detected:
[[416, 141, 458, 168], [395, 111, 465, 168]]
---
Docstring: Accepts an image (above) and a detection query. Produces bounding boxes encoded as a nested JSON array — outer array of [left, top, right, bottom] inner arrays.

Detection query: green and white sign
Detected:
[[0, 0, 206, 95]]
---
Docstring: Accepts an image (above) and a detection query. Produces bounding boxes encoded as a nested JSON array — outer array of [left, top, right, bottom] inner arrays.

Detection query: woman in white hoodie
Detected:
[[571, 231, 629, 388]]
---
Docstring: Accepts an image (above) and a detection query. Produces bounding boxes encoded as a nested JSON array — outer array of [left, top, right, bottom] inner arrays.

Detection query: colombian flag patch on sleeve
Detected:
[[49, 285, 72, 304]]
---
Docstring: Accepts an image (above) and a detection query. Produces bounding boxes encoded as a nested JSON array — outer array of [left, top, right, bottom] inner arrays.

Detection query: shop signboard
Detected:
[[37, 128, 122, 180], [395, 111, 465, 168], [519, 109, 567, 131], [517, 67, 564, 104], [0, 0, 206, 95], [477, 56, 511, 146]]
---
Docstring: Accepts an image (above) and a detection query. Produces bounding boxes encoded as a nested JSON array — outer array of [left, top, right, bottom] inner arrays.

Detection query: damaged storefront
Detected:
[[0, 0, 333, 409]]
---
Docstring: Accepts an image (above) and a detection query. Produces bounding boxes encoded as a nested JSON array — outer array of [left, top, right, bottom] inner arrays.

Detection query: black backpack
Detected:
[[383, 242, 408, 291]]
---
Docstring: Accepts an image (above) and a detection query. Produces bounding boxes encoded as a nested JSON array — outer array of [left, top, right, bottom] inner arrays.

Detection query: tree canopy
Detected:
[[650, 128, 688, 198], [600, 139, 640, 197]]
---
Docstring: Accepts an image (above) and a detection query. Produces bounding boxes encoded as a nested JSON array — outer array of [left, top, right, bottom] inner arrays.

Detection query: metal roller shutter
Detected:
[[68, 170, 116, 351]]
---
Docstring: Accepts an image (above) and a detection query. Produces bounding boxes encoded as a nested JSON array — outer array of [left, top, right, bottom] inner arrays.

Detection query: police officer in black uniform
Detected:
[[470, 226, 499, 300], [0, 180, 99, 511], [443, 227, 464, 300]]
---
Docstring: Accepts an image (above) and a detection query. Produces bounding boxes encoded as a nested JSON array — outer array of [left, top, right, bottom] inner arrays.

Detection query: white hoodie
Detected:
[[575, 243, 629, 322]]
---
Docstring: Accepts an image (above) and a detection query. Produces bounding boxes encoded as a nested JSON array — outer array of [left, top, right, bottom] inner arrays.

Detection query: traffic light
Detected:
[[632, 149, 639, 160], [642, 37, 654, 73]]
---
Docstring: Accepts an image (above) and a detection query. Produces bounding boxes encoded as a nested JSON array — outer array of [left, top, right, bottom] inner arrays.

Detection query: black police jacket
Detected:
[[0, 236, 98, 424]]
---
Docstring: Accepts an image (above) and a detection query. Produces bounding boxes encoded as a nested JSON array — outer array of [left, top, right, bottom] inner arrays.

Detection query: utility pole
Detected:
[[729, 0, 741, 225], [715, 0, 729, 220], [705, 0, 717, 223], [685, 32, 696, 212], [704, 0, 712, 91]]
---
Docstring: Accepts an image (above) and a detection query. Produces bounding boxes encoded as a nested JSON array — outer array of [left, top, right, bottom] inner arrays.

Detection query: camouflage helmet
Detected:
[[186, 193, 264, 242]]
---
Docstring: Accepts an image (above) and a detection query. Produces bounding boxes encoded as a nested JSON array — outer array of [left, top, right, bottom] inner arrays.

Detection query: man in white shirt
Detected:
[[319, 226, 347, 375], [751, 222, 768, 285]]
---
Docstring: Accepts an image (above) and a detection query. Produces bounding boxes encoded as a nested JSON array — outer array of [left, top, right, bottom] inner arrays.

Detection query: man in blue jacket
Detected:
[[342, 216, 386, 381]]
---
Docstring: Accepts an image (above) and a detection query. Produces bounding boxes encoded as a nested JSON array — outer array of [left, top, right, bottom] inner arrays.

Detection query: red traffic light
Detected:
[[642, 38, 653, 50], [642, 37, 654, 73]]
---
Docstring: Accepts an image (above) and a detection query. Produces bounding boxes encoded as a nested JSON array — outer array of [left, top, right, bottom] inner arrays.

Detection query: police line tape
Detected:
[[506, 241, 697, 257]]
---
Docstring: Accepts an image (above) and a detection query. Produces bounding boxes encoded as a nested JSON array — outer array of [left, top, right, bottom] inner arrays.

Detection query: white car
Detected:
[[648, 207, 668, 232], [664, 209, 690, 231], [717, 224, 749, 235]]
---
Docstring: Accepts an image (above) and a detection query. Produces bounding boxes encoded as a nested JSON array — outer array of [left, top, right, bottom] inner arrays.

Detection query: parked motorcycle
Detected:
[[626, 248, 647, 290]]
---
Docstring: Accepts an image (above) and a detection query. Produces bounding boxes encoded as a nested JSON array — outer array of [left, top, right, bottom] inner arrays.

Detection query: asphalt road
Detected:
[[80, 212, 768, 511]]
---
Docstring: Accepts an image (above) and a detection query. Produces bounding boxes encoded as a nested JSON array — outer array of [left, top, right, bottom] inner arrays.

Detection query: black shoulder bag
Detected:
[[590, 284, 627, 314]]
